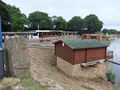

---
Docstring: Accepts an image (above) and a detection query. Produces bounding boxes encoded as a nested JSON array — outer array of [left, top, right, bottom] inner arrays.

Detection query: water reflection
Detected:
[[108, 38, 120, 87]]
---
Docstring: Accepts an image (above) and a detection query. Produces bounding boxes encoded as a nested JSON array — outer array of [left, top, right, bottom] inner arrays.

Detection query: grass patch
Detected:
[[21, 76, 44, 90]]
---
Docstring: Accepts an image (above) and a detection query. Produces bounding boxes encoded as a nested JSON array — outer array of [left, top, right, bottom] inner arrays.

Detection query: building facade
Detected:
[[81, 34, 102, 40]]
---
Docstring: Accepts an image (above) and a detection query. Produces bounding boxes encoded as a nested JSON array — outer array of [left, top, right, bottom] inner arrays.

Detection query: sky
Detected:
[[3, 0, 120, 31]]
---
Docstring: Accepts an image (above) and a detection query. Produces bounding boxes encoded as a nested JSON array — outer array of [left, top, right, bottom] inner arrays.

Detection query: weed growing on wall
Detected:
[[106, 71, 116, 84]]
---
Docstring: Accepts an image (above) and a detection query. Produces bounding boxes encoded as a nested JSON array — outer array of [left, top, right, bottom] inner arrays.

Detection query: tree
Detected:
[[102, 28, 119, 34], [108, 29, 118, 34], [102, 28, 109, 34], [85, 14, 103, 33], [51, 16, 57, 29], [0, 0, 10, 32], [118, 31, 120, 34], [67, 16, 85, 33], [54, 16, 67, 30], [6, 5, 28, 32], [28, 11, 52, 30]]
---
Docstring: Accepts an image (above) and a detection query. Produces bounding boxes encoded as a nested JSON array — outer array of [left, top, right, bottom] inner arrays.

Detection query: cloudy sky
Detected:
[[3, 0, 120, 30]]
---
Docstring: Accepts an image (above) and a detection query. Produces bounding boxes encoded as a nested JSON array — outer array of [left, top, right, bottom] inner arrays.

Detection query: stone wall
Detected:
[[57, 57, 106, 79], [29, 47, 57, 76], [4, 36, 57, 77], [4, 37, 30, 78]]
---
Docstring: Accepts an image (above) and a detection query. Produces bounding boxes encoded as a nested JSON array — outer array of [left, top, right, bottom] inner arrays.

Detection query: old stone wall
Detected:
[[29, 47, 57, 75], [4, 37, 57, 78], [57, 57, 106, 79], [4, 37, 30, 78]]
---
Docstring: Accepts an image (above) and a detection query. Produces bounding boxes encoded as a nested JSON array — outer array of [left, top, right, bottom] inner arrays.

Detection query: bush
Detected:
[[106, 71, 116, 84], [102, 36, 110, 41]]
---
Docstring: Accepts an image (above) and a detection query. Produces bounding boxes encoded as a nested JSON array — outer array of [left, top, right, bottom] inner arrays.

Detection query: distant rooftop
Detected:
[[36, 30, 63, 32], [60, 39, 108, 49], [36, 30, 78, 33]]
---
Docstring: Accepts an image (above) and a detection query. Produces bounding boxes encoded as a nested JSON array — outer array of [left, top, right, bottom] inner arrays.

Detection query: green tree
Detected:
[[108, 29, 118, 34], [67, 16, 85, 34], [54, 16, 67, 30], [28, 11, 52, 30], [51, 16, 57, 29], [6, 5, 28, 32], [102, 28, 109, 34], [0, 0, 10, 32], [118, 31, 120, 34], [102, 28, 119, 34], [85, 14, 103, 33]]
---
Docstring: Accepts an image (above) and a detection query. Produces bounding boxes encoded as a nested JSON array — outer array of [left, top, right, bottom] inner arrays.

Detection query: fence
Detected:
[[106, 50, 113, 59]]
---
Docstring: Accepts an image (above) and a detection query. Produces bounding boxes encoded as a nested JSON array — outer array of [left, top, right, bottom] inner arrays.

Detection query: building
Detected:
[[2, 32, 37, 40], [36, 30, 78, 38], [2, 30, 78, 41], [54, 39, 108, 78], [81, 34, 102, 40], [55, 39, 108, 64]]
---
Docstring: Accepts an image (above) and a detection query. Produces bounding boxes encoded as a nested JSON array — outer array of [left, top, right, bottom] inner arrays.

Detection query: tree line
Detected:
[[102, 29, 120, 34], [0, 0, 104, 34]]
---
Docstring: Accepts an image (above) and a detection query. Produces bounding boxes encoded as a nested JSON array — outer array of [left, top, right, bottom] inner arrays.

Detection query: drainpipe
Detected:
[[0, 16, 4, 78]]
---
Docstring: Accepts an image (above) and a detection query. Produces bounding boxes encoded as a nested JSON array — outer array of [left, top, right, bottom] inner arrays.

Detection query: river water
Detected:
[[108, 38, 120, 87]]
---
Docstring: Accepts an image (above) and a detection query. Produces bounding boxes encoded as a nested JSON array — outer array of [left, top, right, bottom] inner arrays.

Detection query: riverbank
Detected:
[[108, 38, 120, 87]]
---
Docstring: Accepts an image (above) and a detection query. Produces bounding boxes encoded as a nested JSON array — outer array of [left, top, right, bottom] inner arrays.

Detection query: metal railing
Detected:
[[106, 50, 113, 59]]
